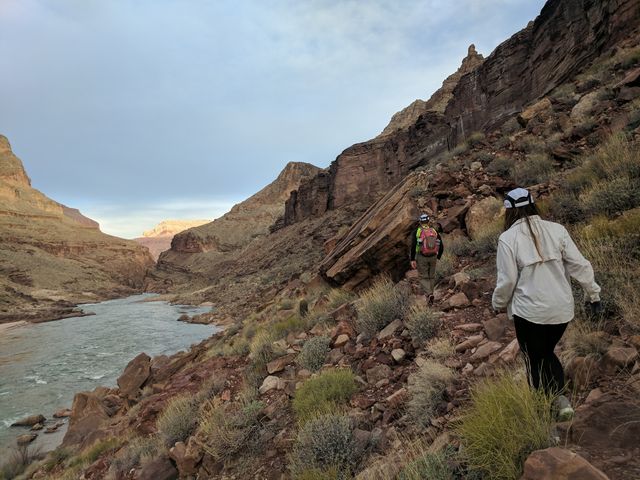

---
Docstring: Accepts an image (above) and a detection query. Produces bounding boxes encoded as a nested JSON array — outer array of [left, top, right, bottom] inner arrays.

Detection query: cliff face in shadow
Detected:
[[0, 135, 154, 322]]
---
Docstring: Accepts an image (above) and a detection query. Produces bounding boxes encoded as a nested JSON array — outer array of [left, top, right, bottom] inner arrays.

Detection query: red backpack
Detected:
[[419, 227, 439, 256]]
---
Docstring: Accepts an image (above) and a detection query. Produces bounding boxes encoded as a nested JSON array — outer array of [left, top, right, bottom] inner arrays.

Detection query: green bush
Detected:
[[157, 395, 198, 447], [447, 235, 473, 257], [198, 399, 264, 462], [290, 413, 357, 478], [456, 372, 554, 480], [356, 277, 411, 338], [405, 305, 440, 343], [582, 176, 640, 217], [293, 369, 358, 424], [548, 192, 584, 224], [298, 336, 331, 372], [513, 153, 554, 186], [272, 315, 307, 340], [407, 360, 453, 427]]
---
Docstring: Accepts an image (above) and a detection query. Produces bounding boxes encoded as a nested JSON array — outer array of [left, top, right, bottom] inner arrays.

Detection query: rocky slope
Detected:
[[0, 136, 155, 323], [284, 0, 640, 226], [147, 162, 325, 309], [134, 220, 210, 261]]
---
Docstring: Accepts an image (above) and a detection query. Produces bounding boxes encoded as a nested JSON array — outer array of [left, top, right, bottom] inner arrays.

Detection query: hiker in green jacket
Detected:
[[410, 213, 444, 300]]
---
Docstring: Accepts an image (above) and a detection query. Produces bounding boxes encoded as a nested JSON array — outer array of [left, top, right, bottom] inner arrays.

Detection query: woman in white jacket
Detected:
[[492, 188, 601, 420]]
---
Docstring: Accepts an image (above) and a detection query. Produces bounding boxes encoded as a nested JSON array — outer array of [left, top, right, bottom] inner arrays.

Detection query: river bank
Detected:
[[0, 294, 219, 457]]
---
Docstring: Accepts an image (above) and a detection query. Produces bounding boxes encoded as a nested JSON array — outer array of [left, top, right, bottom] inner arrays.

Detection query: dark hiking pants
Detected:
[[513, 315, 568, 395]]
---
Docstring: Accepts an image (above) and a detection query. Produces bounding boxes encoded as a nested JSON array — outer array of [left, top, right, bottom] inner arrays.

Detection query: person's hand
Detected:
[[410, 260, 417, 270]]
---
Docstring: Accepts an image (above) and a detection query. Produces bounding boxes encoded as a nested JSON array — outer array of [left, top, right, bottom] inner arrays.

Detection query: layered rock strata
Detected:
[[0, 135, 154, 322], [285, 0, 640, 226]]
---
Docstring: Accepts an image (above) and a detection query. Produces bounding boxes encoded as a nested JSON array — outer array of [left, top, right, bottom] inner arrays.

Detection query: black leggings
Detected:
[[513, 315, 568, 395]]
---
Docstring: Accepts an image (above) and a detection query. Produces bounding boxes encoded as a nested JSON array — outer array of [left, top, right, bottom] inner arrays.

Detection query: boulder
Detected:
[[469, 341, 502, 362], [169, 438, 202, 477], [448, 292, 470, 309], [517, 97, 553, 126], [570, 91, 600, 123], [452, 272, 471, 288], [378, 319, 403, 340], [16, 433, 37, 446], [117, 353, 151, 400], [391, 349, 406, 363], [366, 364, 392, 384], [62, 390, 111, 448], [499, 338, 520, 363], [266, 354, 296, 374], [570, 397, 640, 449], [520, 447, 609, 480], [602, 346, 638, 372], [11, 414, 46, 427], [31, 423, 44, 431], [259, 376, 285, 395], [136, 455, 179, 480], [455, 334, 484, 353], [53, 408, 72, 418], [334, 334, 350, 348], [465, 197, 503, 241], [386, 388, 408, 409], [483, 314, 509, 341]]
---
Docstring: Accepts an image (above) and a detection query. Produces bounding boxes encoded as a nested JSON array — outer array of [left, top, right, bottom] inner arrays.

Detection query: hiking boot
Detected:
[[554, 395, 574, 422]]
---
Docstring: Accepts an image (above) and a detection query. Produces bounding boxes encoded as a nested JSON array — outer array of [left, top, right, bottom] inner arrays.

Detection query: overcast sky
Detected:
[[0, 0, 546, 238]]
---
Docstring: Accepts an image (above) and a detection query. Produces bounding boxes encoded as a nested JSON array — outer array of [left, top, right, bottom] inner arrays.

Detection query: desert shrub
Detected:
[[278, 298, 295, 310], [299, 298, 309, 317], [617, 45, 640, 69], [198, 399, 264, 462], [289, 413, 357, 478], [109, 436, 160, 477], [398, 449, 453, 480], [43, 447, 72, 472], [514, 136, 547, 154], [494, 136, 511, 149], [196, 376, 226, 402], [470, 217, 503, 255], [0, 444, 42, 479], [405, 305, 440, 343], [298, 336, 331, 372], [305, 311, 332, 329], [628, 107, 640, 131], [501, 117, 521, 135], [407, 359, 454, 426], [249, 329, 282, 370], [326, 289, 356, 310], [447, 235, 473, 257], [272, 315, 307, 340], [356, 277, 411, 338], [472, 151, 494, 165], [582, 176, 640, 217], [435, 250, 456, 281], [293, 369, 358, 424], [487, 155, 515, 177], [157, 395, 198, 447], [549, 83, 577, 105], [451, 142, 469, 156], [561, 320, 609, 363], [467, 132, 485, 147], [456, 371, 553, 480], [426, 338, 455, 359], [548, 192, 584, 224], [512, 154, 554, 186]]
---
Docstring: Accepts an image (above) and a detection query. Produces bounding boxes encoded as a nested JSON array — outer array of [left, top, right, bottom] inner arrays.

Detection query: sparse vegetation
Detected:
[[289, 413, 357, 479], [326, 289, 357, 310], [405, 305, 440, 344], [198, 398, 264, 462], [501, 117, 521, 135], [435, 250, 456, 281], [356, 277, 411, 338], [513, 153, 554, 186], [457, 371, 554, 480], [249, 329, 282, 370], [561, 319, 609, 363], [467, 132, 485, 147], [407, 359, 454, 426], [398, 449, 454, 480], [0, 444, 43, 479], [487, 155, 515, 177], [297, 336, 332, 372], [272, 315, 307, 340], [293, 369, 358, 424], [109, 435, 161, 477], [469, 217, 503, 255], [447, 235, 473, 257], [157, 395, 199, 447], [426, 338, 455, 360]]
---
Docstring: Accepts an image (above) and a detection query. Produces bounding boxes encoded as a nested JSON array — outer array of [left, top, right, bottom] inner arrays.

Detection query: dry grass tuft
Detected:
[[297, 336, 331, 372], [293, 369, 358, 424], [356, 277, 411, 338], [157, 395, 198, 447], [405, 305, 440, 344], [407, 359, 454, 426]]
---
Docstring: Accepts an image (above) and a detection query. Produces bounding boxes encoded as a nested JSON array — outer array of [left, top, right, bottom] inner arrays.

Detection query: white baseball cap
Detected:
[[504, 187, 534, 209]]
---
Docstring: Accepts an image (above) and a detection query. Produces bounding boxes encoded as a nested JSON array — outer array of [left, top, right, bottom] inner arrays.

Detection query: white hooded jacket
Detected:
[[492, 216, 600, 325]]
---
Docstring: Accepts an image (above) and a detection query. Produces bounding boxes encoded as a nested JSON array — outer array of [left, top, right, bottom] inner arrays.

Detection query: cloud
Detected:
[[0, 0, 547, 238]]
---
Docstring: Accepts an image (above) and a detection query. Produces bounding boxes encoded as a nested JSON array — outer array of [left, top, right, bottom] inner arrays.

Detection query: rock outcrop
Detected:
[[0, 135, 154, 322], [285, 0, 640, 226], [134, 219, 210, 261], [380, 44, 484, 136]]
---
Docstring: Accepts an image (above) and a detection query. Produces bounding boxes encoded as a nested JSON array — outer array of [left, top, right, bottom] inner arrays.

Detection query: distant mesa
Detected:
[[135, 219, 211, 261]]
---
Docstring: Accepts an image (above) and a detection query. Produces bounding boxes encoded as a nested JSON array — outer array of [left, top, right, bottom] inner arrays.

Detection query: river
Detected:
[[0, 294, 218, 457]]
